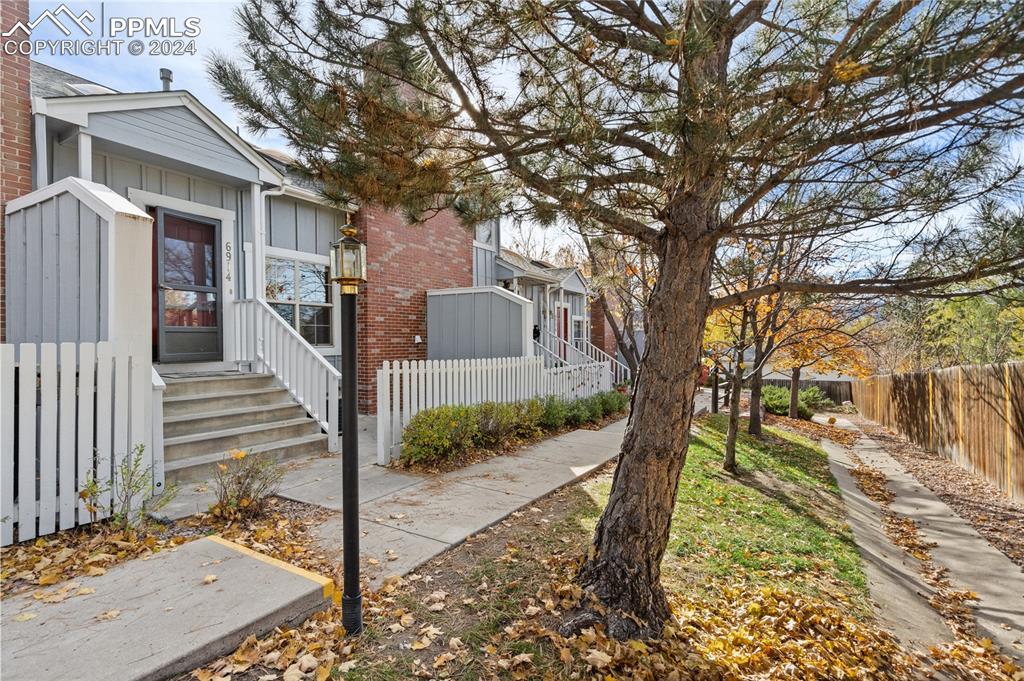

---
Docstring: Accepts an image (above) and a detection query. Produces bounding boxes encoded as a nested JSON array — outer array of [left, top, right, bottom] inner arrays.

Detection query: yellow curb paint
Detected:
[[206, 535, 340, 605]]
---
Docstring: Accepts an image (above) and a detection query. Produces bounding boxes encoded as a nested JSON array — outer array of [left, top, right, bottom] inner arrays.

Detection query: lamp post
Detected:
[[330, 227, 366, 635]]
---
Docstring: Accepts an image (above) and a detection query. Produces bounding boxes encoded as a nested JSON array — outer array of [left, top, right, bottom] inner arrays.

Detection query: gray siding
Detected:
[[51, 145, 253, 288], [426, 290, 525, 360], [267, 195, 345, 256], [85, 107, 260, 183], [472, 246, 497, 286], [5, 193, 108, 345]]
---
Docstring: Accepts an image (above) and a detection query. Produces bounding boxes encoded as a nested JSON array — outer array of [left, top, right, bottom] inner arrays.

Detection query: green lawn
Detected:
[[339, 414, 871, 679]]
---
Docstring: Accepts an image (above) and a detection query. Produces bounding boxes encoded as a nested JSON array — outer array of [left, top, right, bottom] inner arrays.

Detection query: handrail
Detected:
[[573, 338, 631, 385], [533, 340, 566, 368], [540, 330, 592, 366], [234, 298, 340, 452]]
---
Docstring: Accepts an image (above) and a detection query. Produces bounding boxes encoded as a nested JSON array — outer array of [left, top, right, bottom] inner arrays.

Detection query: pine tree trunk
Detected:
[[789, 366, 802, 418], [572, 231, 715, 640]]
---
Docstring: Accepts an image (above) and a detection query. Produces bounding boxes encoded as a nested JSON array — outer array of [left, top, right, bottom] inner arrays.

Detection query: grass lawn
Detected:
[[334, 414, 900, 680]]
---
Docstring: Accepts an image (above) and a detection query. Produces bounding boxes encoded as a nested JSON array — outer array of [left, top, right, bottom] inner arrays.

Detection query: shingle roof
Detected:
[[31, 61, 117, 98]]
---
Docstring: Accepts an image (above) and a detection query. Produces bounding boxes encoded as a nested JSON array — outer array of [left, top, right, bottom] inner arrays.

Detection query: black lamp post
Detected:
[[330, 226, 366, 635]]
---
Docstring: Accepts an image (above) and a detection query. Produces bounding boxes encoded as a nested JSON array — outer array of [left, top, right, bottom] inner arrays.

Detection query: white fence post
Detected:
[[1, 345, 15, 545]]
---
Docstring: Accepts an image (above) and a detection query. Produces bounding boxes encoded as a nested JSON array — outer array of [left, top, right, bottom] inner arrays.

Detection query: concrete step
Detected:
[[162, 373, 277, 399], [165, 433, 329, 485], [163, 403, 308, 438], [163, 387, 293, 417], [165, 418, 322, 462]]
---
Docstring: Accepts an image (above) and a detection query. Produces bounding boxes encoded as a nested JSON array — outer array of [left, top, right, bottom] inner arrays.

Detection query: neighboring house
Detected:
[[0, 53, 626, 494]]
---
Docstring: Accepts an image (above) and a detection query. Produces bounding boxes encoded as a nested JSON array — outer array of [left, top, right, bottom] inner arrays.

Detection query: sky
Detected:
[[28, 0, 288, 148]]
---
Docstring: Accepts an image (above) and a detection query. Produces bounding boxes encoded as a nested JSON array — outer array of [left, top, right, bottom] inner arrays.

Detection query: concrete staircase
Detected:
[[161, 373, 328, 484]]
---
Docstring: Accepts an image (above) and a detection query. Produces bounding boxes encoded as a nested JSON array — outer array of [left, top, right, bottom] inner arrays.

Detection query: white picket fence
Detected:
[[1, 342, 151, 546], [376, 356, 611, 463]]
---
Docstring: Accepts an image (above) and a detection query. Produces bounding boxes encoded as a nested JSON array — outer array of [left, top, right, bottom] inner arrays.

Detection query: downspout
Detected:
[[254, 183, 288, 300]]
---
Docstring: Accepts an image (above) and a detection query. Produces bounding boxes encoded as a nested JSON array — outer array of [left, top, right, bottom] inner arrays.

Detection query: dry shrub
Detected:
[[210, 450, 284, 521]]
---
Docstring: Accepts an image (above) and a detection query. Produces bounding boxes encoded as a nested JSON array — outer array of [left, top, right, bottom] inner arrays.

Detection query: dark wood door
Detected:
[[153, 208, 222, 362]]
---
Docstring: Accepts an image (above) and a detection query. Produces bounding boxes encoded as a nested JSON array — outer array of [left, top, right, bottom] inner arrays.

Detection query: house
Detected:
[[0, 51, 623, 498]]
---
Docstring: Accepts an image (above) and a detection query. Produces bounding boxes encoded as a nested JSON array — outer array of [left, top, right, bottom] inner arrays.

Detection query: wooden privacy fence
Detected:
[[1, 342, 151, 546], [853, 362, 1023, 501], [761, 378, 853, 404], [377, 356, 611, 464]]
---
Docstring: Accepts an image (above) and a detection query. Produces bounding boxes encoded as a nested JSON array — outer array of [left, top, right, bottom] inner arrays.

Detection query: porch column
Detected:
[[250, 183, 265, 300], [77, 132, 92, 182], [33, 113, 47, 189]]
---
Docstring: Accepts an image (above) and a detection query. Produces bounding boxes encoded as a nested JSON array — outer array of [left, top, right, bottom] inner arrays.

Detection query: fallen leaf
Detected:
[[96, 609, 121, 621], [585, 649, 612, 668], [203, 574, 218, 585], [13, 612, 37, 622]]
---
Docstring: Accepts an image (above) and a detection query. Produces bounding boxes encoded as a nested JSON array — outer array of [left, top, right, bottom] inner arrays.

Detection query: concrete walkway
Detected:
[[313, 418, 628, 584], [0, 536, 335, 681], [824, 417, 1024, 661]]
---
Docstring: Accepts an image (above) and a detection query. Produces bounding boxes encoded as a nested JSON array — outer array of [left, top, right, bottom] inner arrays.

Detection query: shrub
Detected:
[[762, 385, 812, 420], [582, 395, 605, 422], [210, 449, 283, 520], [601, 389, 629, 414], [515, 399, 544, 439], [540, 396, 569, 430], [799, 386, 834, 411], [401, 405, 479, 465], [565, 399, 592, 427], [475, 401, 519, 448], [80, 443, 177, 529]]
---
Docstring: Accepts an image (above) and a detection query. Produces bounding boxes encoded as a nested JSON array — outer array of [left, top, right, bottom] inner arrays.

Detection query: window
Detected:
[[266, 257, 333, 346], [474, 219, 496, 249]]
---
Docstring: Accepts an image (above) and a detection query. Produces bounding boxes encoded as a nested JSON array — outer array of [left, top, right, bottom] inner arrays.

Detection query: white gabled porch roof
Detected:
[[32, 90, 284, 185]]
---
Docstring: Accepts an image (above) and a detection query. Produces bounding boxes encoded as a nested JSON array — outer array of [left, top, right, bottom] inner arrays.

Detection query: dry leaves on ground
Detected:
[[853, 416, 1024, 569], [847, 452, 1023, 680], [764, 413, 861, 447], [0, 528, 188, 598]]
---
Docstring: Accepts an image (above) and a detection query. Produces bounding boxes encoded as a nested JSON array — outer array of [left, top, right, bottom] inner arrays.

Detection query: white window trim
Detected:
[[264, 246, 341, 356]]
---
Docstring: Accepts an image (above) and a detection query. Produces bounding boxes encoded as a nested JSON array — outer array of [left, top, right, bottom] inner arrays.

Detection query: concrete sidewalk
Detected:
[[824, 417, 1024, 661], [312, 418, 628, 584], [0, 537, 335, 681]]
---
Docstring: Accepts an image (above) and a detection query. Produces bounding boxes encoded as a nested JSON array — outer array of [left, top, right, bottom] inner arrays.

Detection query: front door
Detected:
[[153, 207, 222, 362]]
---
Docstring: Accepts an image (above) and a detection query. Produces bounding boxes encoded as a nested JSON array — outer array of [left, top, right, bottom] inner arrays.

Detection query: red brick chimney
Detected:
[[0, 0, 34, 342]]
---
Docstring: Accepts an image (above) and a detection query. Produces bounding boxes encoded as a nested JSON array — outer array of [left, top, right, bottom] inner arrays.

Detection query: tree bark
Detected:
[[789, 366, 802, 418], [724, 366, 743, 474], [747, 341, 764, 436], [572, 230, 715, 640]]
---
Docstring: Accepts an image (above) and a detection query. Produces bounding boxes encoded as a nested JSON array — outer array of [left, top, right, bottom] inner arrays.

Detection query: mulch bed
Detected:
[[851, 415, 1024, 569]]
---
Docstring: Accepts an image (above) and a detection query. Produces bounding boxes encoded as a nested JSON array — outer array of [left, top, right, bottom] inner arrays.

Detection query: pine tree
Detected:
[[213, 0, 1024, 638]]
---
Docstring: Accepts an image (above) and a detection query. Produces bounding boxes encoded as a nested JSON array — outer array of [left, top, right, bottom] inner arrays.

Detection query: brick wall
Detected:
[[590, 297, 618, 360], [0, 0, 33, 342], [354, 206, 473, 412]]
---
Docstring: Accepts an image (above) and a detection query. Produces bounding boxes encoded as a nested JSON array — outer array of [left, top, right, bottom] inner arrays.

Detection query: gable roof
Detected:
[[31, 61, 283, 185], [497, 248, 589, 291]]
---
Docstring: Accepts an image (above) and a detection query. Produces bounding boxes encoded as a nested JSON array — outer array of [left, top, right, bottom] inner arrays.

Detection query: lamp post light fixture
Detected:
[[330, 226, 366, 635]]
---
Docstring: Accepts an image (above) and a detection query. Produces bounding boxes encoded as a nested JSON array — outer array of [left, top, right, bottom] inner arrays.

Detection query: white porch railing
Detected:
[[376, 356, 611, 464], [1, 342, 149, 546], [233, 299, 340, 452], [573, 338, 632, 385]]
